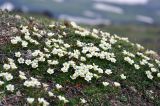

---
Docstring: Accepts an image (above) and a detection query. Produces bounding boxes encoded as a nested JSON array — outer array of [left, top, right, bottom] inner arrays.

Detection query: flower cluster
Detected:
[[0, 72, 13, 81], [24, 77, 41, 87], [124, 56, 134, 65], [57, 95, 69, 103], [3, 58, 17, 70], [0, 20, 159, 105]]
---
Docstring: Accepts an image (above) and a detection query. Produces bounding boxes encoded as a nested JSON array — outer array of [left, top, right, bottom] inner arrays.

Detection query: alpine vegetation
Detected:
[[0, 12, 160, 106]]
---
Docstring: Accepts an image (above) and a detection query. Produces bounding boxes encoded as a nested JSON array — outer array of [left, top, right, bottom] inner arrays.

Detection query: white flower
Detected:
[[0, 81, 4, 85], [43, 101, 49, 106], [45, 54, 51, 58], [93, 74, 100, 79], [24, 35, 31, 40], [124, 57, 134, 65], [6, 84, 14, 92], [145, 50, 157, 55], [85, 75, 92, 82], [147, 74, 153, 80], [114, 82, 121, 87], [19, 71, 27, 80], [38, 57, 46, 62], [102, 82, 109, 86], [97, 68, 103, 74], [47, 60, 59, 65], [42, 83, 49, 89], [27, 98, 34, 104], [19, 71, 25, 75], [33, 32, 42, 38], [21, 26, 28, 33], [155, 59, 160, 66], [19, 74, 27, 80], [157, 73, 160, 77], [21, 41, 28, 47], [32, 51, 39, 57], [10, 63, 17, 69], [145, 71, 153, 80], [80, 57, 86, 61], [11, 36, 21, 44], [140, 59, 148, 65], [38, 98, 45, 104], [15, 52, 21, 57], [5, 73, 13, 81], [47, 68, 54, 74], [25, 60, 32, 65], [47, 32, 54, 37], [38, 98, 49, 106], [136, 44, 144, 50], [61, 63, 70, 73], [49, 24, 55, 28], [24, 78, 41, 87], [120, 74, 126, 80], [93, 28, 98, 33], [86, 54, 92, 58], [70, 21, 78, 28], [44, 48, 50, 53], [8, 58, 14, 63], [80, 98, 87, 104], [56, 84, 62, 89], [99, 41, 111, 50], [57, 95, 69, 103], [134, 64, 140, 70], [110, 58, 116, 63], [122, 50, 135, 57], [151, 68, 157, 72], [15, 36, 22, 41], [18, 57, 24, 64], [0, 73, 13, 81], [64, 44, 70, 48], [52, 60, 59, 65], [11, 39, 18, 44], [110, 37, 117, 44], [48, 91, 54, 97], [31, 62, 38, 68], [148, 63, 154, 68], [77, 41, 84, 47], [105, 69, 112, 75], [3, 64, 10, 70], [33, 27, 38, 31]]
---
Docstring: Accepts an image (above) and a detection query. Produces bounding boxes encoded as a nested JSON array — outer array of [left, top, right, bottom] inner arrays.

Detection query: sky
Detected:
[[0, 0, 159, 25], [93, 0, 149, 5]]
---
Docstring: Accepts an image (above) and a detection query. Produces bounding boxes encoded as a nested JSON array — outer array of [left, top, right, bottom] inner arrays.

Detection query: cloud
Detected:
[[136, 15, 154, 24], [0, 2, 14, 11], [93, 3, 124, 14], [52, 0, 64, 3], [83, 10, 100, 18], [93, 0, 149, 5], [59, 14, 111, 25]]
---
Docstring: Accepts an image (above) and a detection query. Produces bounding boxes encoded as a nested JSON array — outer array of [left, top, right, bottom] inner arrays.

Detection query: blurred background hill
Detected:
[[0, 0, 160, 53]]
